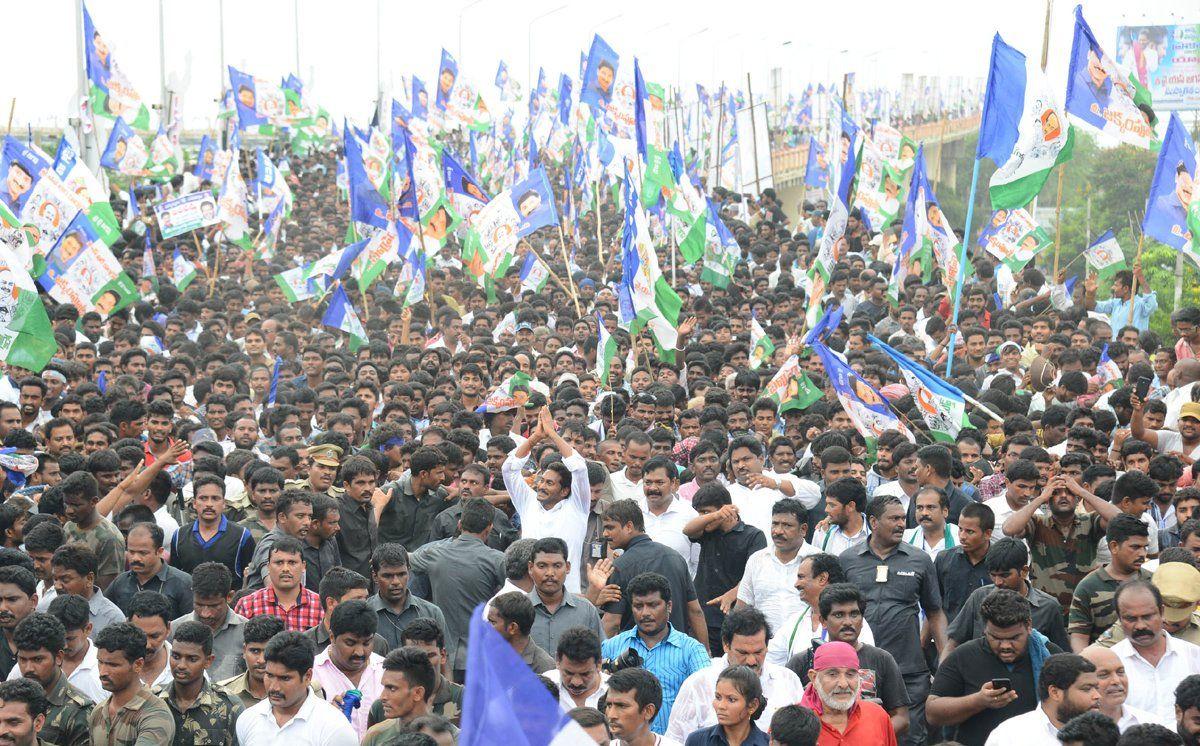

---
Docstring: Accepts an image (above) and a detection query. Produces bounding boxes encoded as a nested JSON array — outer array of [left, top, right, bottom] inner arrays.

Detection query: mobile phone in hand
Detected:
[[990, 678, 1012, 692]]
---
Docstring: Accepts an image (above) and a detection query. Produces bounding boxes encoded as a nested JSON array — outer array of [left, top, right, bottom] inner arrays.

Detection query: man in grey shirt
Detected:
[[50, 543, 125, 638], [411, 499, 505, 680], [366, 543, 446, 651], [244, 492, 313, 591], [527, 537, 603, 654], [167, 561, 247, 680]]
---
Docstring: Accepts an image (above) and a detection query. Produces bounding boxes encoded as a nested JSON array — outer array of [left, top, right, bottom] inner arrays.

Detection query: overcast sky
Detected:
[[5, 0, 1195, 129]]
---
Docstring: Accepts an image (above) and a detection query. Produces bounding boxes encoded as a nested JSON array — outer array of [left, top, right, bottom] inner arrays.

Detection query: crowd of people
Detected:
[[0, 123, 1198, 746]]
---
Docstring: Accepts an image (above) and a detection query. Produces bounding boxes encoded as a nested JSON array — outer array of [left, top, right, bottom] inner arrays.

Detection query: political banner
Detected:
[[977, 208, 1052, 271], [581, 34, 619, 110], [37, 212, 137, 316], [435, 49, 458, 111], [153, 192, 220, 239], [1143, 113, 1196, 254], [1115, 25, 1200, 111], [83, 4, 152, 129]]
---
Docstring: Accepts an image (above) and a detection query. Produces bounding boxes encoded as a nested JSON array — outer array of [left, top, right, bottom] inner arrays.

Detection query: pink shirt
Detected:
[[677, 480, 701, 505], [311, 651, 386, 738]]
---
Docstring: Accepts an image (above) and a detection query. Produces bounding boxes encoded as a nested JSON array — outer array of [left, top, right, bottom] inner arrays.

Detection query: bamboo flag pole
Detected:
[[556, 222, 583, 317], [1051, 166, 1065, 278], [594, 180, 604, 265], [1127, 227, 1145, 327], [5, 99, 15, 135]]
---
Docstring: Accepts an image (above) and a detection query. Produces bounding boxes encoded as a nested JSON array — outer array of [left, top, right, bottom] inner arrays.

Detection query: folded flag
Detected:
[[760, 355, 823, 413], [749, 316, 775, 370], [321, 284, 368, 352], [869, 335, 970, 442], [813, 341, 912, 446], [1082, 229, 1128, 277], [0, 243, 56, 372], [170, 246, 197, 291], [475, 372, 532, 414]]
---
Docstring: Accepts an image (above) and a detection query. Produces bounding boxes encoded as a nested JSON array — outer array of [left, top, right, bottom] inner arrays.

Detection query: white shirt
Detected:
[[872, 480, 913, 513], [502, 450, 591, 593], [772, 473, 823, 510], [10, 639, 105, 702], [664, 657, 805, 742], [235, 690, 358, 746], [902, 523, 960, 560], [736, 544, 818, 634], [1113, 635, 1200, 723], [811, 520, 870, 557], [1117, 703, 1169, 732], [543, 667, 608, 711], [984, 705, 1061, 746], [610, 469, 643, 503], [638, 495, 701, 577], [154, 506, 180, 556], [726, 482, 788, 537], [765, 610, 876, 666], [985, 495, 1022, 539]]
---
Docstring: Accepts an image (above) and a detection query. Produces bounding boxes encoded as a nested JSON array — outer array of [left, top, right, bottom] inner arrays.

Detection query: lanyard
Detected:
[[787, 608, 811, 652]]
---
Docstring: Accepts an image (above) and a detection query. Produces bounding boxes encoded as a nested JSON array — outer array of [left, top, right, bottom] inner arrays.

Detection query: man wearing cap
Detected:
[[1132, 397, 1200, 463], [799, 640, 897, 745], [1095, 562, 1200, 648], [288, 443, 345, 499]]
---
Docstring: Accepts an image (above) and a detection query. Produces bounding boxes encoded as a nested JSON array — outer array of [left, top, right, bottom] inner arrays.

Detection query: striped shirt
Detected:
[[602, 625, 710, 734]]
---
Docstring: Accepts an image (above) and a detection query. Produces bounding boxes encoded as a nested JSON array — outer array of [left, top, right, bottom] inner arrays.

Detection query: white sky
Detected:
[[3, 0, 1196, 129]]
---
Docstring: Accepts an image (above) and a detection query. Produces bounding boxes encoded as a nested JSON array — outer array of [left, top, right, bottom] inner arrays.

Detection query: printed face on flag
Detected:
[[1144, 115, 1197, 249], [581, 35, 619, 109]]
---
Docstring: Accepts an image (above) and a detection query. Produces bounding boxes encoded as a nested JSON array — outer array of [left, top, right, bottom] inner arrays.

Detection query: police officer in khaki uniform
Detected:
[[285, 444, 344, 498], [1096, 562, 1200, 647]]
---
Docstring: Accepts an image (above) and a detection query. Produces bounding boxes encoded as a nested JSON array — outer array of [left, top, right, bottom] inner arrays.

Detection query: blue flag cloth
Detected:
[[581, 34, 619, 109], [835, 107, 859, 204], [328, 239, 369, 288], [460, 606, 589, 745], [868, 334, 970, 440], [391, 100, 411, 143], [412, 77, 428, 119], [804, 136, 829, 189], [803, 304, 843, 347], [511, 167, 559, 236], [495, 61, 508, 88], [977, 33, 1025, 163], [96, 370, 107, 394], [443, 150, 490, 203], [342, 126, 389, 229], [557, 74, 573, 126], [228, 66, 268, 130], [126, 185, 140, 220], [617, 168, 639, 327], [634, 58, 648, 160], [99, 117, 139, 171], [436, 49, 458, 111], [282, 73, 303, 95], [396, 130, 419, 223], [1142, 112, 1196, 251], [194, 135, 216, 179], [267, 356, 282, 405], [813, 342, 909, 444]]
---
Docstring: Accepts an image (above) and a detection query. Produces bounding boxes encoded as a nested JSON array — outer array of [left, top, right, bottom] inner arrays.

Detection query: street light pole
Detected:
[[528, 5, 568, 93]]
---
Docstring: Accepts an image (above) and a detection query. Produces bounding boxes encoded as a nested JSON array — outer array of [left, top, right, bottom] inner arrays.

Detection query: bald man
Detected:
[[1080, 645, 1166, 732]]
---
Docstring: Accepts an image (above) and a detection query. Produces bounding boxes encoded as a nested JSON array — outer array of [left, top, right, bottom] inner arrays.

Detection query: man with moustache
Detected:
[[86, 622, 175, 744], [1079, 644, 1164, 732], [0, 678, 57, 746], [984, 654, 1102, 745], [152, 621, 242, 746], [1112, 579, 1200, 724], [840, 495, 946, 746], [1176, 674, 1200, 746], [797, 640, 896, 745], [11, 613, 92, 746]]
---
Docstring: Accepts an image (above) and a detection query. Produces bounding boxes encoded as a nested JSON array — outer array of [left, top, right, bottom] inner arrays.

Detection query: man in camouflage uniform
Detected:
[[86, 623, 175, 746], [12, 613, 93, 746], [1001, 475, 1123, 616], [60, 472, 126, 589], [152, 621, 242, 746], [241, 466, 285, 542]]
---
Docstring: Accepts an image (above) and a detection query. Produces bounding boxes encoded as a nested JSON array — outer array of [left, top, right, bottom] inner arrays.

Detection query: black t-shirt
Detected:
[[691, 522, 768, 629], [786, 642, 909, 713], [929, 636, 1063, 746]]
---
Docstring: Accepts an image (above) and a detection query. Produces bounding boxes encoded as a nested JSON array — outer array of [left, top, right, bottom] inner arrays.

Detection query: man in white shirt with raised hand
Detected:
[[735, 498, 817, 635], [501, 407, 591, 593], [235, 631, 356, 745], [985, 653, 1102, 745], [665, 606, 804, 742], [637, 456, 700, 577], [1110, 578, 1200, 725]]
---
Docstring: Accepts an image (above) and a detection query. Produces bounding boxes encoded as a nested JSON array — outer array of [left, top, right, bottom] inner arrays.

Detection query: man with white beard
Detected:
[[797, 640, 897, 745]]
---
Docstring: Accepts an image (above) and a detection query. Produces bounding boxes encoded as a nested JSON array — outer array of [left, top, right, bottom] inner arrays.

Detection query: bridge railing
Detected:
[[769, 113, 981, 185]]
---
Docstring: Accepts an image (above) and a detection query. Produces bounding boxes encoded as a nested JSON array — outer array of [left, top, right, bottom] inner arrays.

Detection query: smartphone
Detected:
[[990, 678, 1012, 692], [1135, 376, 1152, 401]]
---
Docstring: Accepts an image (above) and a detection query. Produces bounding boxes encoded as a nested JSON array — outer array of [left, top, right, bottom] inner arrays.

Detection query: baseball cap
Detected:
[[1153, 562, 1200, 623], [1181, 402, 1200, 422], [998, 341, 1022, 354], [515, 322, 534, 333]]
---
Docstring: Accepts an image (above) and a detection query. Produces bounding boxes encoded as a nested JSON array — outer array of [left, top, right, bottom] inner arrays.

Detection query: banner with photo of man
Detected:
[[36, 212, 137, 316], [153, 192, 221, 239], [83, 4, 152, 129], [977, 207, 1052, 271]]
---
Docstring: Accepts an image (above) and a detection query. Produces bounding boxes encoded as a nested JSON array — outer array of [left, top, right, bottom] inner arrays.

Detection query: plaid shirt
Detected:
[[233, 585, 323, 631]]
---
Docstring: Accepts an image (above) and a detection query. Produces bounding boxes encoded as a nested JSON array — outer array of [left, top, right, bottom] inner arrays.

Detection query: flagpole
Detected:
[[595, 180, 604, 265], [556, 222, 583, 317], [944, 156, 981, 378], [746, 72, 762, 196], [1051, 166, 1064, 278], [1127, 231, 1144, 327], [157, 0, 168, 113]]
